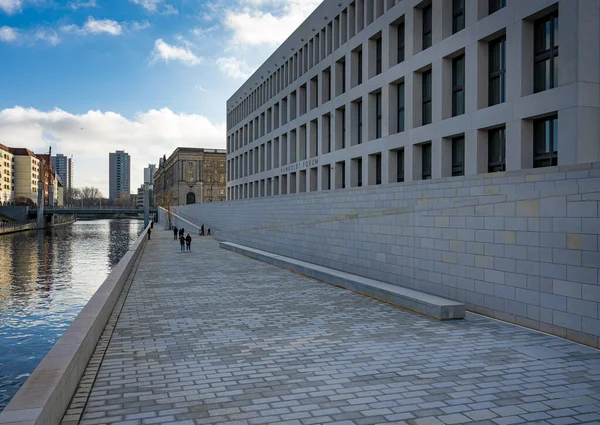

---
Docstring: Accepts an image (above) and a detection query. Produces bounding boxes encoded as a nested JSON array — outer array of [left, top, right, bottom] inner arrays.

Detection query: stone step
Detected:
[[220, 242, 465, 321]]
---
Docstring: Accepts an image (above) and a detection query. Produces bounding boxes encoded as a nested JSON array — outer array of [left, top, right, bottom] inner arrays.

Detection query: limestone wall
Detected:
[[175, 162, 600, 348]]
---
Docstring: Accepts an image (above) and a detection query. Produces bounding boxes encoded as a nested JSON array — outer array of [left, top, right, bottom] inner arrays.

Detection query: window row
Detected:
[[228, 114, 558, 188], [227, 0, 510, 129], [228, 114, 556, 200], [228, 9, 559, 154]]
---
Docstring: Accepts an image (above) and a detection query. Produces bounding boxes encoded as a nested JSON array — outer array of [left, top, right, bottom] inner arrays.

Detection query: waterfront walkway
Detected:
[[71, 229, 599, 425]]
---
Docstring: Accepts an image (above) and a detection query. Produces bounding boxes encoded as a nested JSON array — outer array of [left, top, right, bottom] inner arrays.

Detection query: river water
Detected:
[[0, 219, 144, 411]]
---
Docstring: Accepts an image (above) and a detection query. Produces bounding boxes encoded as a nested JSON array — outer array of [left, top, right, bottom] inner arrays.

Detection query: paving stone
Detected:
[[65, 231, 600, 425]]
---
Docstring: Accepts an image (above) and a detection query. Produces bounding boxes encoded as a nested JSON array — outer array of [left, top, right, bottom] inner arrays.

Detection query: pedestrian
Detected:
[[200, 224, 204, 236], [207, 228, 211, 236], [179, 234, 185, 251], [173, 226, 178, 240], [148, 228, 151, 240], [185, 233, 192, 251]]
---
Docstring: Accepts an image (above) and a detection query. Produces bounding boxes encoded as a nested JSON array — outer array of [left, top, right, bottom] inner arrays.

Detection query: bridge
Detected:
[[29, 206, 158, 217]]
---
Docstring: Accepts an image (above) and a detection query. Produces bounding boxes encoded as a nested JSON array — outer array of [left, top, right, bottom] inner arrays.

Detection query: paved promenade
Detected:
[[72, 229, 599, 425]]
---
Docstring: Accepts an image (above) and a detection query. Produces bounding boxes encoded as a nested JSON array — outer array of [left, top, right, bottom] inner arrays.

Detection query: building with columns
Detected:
[[153, 148, 227, 206], [225, 0, 600, 200]]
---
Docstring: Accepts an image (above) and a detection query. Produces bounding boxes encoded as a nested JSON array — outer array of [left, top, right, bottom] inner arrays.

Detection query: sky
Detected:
[[0, 0, 322, 197]]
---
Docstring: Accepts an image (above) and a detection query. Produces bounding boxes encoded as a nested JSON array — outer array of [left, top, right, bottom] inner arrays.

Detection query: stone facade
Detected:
[[177, 161, 600, 349], [226, 0, 600, 200], [154, 147, 227, 207]]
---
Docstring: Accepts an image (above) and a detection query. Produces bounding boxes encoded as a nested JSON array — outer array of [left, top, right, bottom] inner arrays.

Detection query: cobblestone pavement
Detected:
[[76, 229, 600, 425]]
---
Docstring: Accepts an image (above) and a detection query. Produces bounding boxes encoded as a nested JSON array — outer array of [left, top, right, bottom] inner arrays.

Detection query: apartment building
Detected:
[[109, 150, 131, 201], [11, 148, 40, 203], [0, 144, 15, 204], [225, 0, 600, 200], [52, 154, 74, 202]]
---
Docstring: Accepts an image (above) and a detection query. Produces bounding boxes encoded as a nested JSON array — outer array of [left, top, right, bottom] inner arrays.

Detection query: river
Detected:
[[0, 219, 145, 411]]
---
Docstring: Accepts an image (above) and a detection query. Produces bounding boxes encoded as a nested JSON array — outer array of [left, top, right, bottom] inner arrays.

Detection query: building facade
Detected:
[[109, 150, 131, 201], [11, 148, 40, 204], [52, 154, 74, 202], [0, 144, 15, 204], [153, 148, 227, 206], [144, 164, 157, 184], [225, 0, 600, 199]]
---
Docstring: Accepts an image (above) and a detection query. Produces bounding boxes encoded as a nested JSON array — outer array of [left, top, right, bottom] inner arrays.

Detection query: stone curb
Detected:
[[220, 241, 465, 321]]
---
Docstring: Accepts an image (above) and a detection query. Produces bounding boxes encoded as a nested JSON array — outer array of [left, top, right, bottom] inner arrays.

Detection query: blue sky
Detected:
[[0, 0, 321, 195]]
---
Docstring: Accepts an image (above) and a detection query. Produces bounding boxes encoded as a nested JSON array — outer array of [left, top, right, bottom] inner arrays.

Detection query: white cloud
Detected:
[[83, 17, 122, 35], [223, 0, 321, 47], [0, 0, 22, 14], [130, 0, 161, 12], [61, 17, 149, 37], [0, 106, 225, 196], [0, 26, 18, 42], [67, 0, 96, 9], [152, 38, 202, 66], [33, 28, 60, 45], [130, 0, 177, 15], [162, 4, 178, 15], [216, 56, 254, 80]]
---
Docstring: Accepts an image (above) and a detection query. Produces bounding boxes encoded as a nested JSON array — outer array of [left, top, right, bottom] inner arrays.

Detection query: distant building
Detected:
[[143, 164, 156, 184], [52, 154, 74, 202], [136, 184, 154, 209], [109, 150, 131, 201], [35, 153, 58, 206], [0, 144, 15, 204], [154, 148, 226, 206]]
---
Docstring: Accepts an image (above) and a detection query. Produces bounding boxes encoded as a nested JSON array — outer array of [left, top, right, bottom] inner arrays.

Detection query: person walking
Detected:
[[179, 234, 185, 251], [200, 224, 204, 236], [185, 233, 192, 251], [173, 226, 178, 240], [147, 228, 151, 240]]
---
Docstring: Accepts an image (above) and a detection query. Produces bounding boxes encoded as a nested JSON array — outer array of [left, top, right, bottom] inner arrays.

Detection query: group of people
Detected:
[[173, 226, 192, 251]]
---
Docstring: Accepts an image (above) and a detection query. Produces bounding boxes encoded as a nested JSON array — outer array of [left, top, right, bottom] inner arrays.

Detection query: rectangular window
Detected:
[[534, 12, 559, 93], [396, 150, 404, 182], [376, 93, 382, 139], [397, 22, 405, 63], [341, 108, 346, 148], [423, 4, 432, 50], [534, 115, 558, 167], [488, 127, 506, 172], [422, 70, 432, 125], [452, 0, 465, 34], [358, 157, 363, 187], [357, 101, 363, 144], [422, 143, 432, 180], [452, 55, 465, 116], [489, 36, 506, 106], [451, 136, 465, 176], [489, 0, 506, 14], [397, 82, 405, 132], [376, 38, 382, 75], [358, 50, 363, 84], [375, 154, 382, 185]]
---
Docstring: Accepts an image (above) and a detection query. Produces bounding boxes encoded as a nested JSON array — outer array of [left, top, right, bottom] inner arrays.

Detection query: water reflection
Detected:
[[0, 219, 143, 411]]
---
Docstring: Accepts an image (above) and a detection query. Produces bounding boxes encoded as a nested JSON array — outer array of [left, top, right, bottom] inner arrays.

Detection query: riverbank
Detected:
[[0, 220, 147, 419], [0, 215, 76, 235]]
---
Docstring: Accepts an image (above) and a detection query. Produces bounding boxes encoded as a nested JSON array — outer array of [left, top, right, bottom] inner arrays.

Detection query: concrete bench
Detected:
[[220, 242, 465, 321]]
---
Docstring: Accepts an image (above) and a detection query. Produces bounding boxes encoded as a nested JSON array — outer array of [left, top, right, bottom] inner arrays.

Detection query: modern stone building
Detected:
[[226, 0, 599, 199], [196, 0, 600, 348], [109, 150, 131, 201], [153, 148, 226, 206]]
